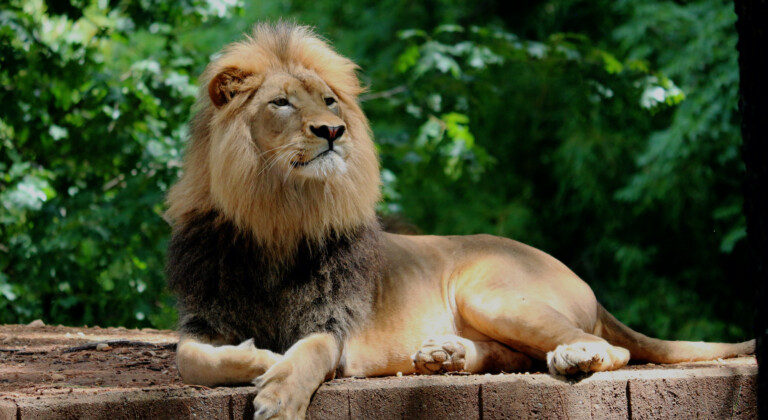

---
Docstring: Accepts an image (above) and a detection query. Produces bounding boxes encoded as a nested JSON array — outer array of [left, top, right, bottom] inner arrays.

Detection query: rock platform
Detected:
[[0, 324, 757, 419]]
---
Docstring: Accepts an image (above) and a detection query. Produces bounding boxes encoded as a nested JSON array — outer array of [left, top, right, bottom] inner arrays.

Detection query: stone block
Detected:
[[347, 376, 481, 420], [628, 368, 757, 420], [481, 374, 628, 420]]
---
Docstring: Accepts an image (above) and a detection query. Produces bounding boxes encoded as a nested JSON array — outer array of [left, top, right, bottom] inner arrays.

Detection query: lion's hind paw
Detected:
[[412, 337, 467, 374], [546, 341, 629, 376]]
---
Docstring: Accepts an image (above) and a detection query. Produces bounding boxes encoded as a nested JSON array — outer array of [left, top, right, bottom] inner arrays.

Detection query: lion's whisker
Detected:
[[257, 147, 298, 178], [261, 142, 299, 155], [282, 151, 299, 184], [256, 142, 301, 173]]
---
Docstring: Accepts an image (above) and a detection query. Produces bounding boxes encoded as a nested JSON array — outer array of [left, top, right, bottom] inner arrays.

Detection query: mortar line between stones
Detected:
[[15, 400, 21, 420], [478, 383, 484, 420], [346, 387, 352, 420], [626, 380, 632, 420]]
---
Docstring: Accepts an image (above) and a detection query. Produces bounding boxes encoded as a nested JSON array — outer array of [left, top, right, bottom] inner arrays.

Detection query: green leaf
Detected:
[[720, 227, 746, 254], [526, 41, 547, 59], [395, 44, 420, 74], [4, 175, 55, 211], [600, 50, 624, 74], [434, 24, 464, 34], [0, 273, 17, 301], [398, 29, 428, 40], [48, 124, 68, 141]]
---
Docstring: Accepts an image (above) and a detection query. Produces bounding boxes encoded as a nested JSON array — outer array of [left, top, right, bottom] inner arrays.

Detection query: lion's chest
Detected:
[[212, 259, 370, 353], [166, 211, 380, 353]]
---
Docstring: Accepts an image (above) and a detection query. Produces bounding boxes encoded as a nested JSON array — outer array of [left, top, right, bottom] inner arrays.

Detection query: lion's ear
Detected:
[[208, 67, 254, 108]]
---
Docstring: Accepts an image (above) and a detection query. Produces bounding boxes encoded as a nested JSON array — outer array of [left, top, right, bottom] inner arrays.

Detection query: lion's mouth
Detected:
[[291, 149, 336, 168]]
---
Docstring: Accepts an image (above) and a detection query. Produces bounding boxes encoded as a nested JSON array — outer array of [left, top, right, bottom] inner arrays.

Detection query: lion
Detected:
[[165, 22, 755, 420]]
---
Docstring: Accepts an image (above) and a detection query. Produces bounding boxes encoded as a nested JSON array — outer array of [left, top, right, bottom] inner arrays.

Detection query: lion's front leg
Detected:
[[253, 333, 341, 420], [176, 335, 282, 387]]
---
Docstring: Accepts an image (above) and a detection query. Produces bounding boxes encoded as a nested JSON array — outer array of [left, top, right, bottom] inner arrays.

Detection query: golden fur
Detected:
[[168, 23, 755, 420]]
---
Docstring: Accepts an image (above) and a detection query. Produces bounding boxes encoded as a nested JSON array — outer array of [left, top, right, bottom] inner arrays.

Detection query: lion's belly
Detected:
[[341, 301, 457, 377], [340, 235, 457, 377]]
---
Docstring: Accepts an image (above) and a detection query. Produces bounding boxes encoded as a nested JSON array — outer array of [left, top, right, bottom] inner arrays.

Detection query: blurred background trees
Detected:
[[0, 0, 752, 342]]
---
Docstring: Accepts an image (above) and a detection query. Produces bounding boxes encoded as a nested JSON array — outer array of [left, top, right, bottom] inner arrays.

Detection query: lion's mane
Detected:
[[165, 23, 384, 351], [166, 22, 381, 262]]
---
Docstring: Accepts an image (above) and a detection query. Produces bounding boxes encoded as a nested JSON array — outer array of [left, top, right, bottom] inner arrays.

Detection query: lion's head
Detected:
[[166, 23, 381, 261]]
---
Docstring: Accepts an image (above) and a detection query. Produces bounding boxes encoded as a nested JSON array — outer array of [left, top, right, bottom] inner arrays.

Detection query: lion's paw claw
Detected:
[[412, 338, 466, 374]]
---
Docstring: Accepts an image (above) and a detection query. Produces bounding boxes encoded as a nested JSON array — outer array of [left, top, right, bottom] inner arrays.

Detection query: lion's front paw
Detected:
[[412, 337, 467, 374], [253, 393, 282, 420], [252, 377, 308, 420], [546, 342, 629, 376]]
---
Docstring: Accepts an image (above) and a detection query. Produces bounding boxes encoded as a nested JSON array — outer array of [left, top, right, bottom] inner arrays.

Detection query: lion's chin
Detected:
[[294, 152, 348, 180]]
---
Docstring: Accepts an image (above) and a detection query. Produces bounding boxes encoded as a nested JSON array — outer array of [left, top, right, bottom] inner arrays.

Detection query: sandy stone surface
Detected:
[[0, 323, 181, 396]]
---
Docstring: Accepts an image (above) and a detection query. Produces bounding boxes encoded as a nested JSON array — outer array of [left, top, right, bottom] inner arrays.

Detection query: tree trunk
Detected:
[[734, 1, 768, 418]]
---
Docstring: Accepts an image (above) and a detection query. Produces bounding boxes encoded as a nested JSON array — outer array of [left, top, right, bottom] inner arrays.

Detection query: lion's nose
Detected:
[[310, 125, 345, 146]]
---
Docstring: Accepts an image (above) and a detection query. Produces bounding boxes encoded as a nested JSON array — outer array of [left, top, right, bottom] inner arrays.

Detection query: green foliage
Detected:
[[0, 0, 248, 328], [602, 0, 748, 339], [0, 0, 752, 343]]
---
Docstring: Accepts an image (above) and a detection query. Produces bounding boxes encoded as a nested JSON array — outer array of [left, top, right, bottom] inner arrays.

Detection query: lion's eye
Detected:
[[324, 97, 337, 106], [271, 98, 290, 107]]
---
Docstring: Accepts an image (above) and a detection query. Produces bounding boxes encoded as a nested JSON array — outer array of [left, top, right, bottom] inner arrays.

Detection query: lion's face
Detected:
[[248, 72, 350, 180]]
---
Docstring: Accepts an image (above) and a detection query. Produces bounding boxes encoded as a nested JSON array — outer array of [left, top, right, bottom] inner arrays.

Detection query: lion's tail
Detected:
[[595, 304, 755, 363]]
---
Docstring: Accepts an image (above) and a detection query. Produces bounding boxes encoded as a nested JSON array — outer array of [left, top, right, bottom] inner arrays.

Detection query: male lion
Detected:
[[166, 23, 755, 420]]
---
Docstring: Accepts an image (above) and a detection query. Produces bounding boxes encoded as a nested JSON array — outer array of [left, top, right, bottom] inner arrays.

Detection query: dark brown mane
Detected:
[[167, 210, 382, 353]]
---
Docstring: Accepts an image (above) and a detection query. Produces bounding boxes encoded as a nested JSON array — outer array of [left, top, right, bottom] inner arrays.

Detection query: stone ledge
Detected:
[[0, 325, 757, 419]]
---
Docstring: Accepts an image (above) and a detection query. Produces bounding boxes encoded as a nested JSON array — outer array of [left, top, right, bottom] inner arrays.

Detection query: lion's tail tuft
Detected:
[[594, 304, 755, 364]]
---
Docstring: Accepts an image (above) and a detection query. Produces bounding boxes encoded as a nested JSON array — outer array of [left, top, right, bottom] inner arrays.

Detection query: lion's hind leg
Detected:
[[176, 336, 282, 387], [412, 335, 532, 374], [457, 291, 630, 376]]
